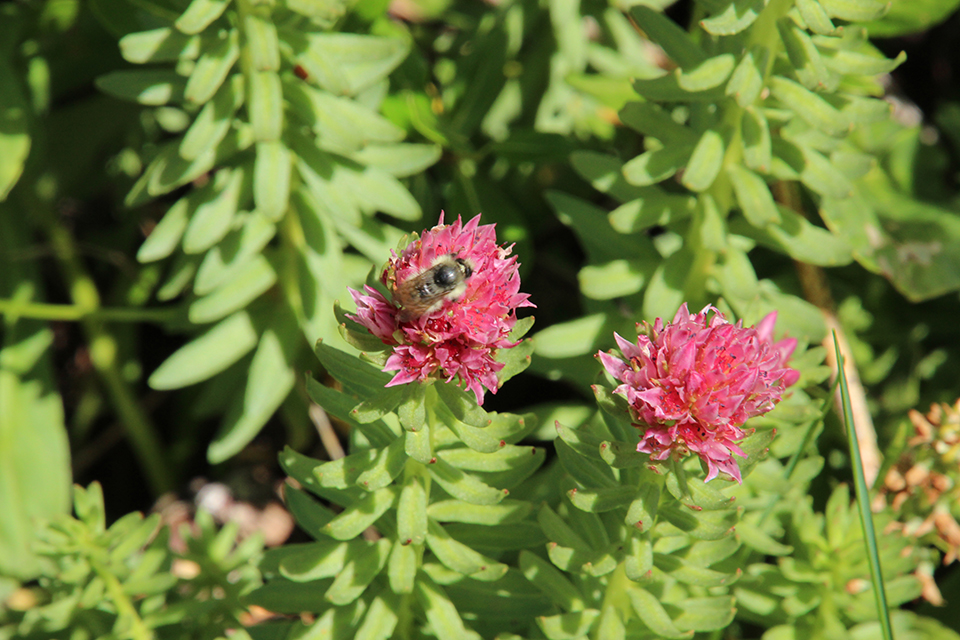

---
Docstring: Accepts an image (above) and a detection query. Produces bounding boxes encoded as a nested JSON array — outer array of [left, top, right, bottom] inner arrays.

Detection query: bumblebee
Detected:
[[394, 254, 474, 322]]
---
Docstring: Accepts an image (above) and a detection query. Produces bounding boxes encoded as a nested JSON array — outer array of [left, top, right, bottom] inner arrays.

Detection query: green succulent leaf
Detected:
[[324, 538, 391, 605], [148, 310, 258, 390], [628, 587, 692, 638], [175, 0, 231, 34], [96, 70, 185, 106], [184, 29, 239, 105], [700, 0, 765, 35], [629, 6, 706, 70], [119, 27, 200, 64]]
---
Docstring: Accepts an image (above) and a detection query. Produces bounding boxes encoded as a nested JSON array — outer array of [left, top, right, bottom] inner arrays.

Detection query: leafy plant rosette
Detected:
[[249, 214, 543, 639], [250, 251, 844, 639], [103, 0, 441, 467], [0, 483, 262, 640], [522, 304, 800, 639]]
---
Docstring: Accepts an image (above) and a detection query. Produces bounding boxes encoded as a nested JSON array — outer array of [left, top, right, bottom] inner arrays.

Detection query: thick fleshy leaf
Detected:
[[194, 212, 276, 295], [285, 81, 404, 153], [779, 21, 835, 91], [248, 70, 283, 141], [796, 0, 838, 35], [426, 520, 507, 581], [657, 502, 737, 541], [403, 430, 431, 470], [438, 445, 544, 491], [322, 487, 398, 540], [622, 143, 693, 187], [415, 575, 476, 640], [619, 102, 698, 145], [519, 551, 585, 612], [728, 165, 780, 227], [137, 197, 190, 263], [599, 440, 649, 470], [175, 0, 231, 34], [188, 254, 276, 324], [556, 439, 617, 490], [427, 457, 506, 505], [278, 538, 356, 581], [625, 533, 654, 581], [546, 191, 655, 262], [347, 143, 441, 178], [864, 0, 960, 37], [672, 596, 737, 632], [254, 141, 291, 220], [285, 31, 410, 96], [184, 28, 239, 105], [207, 310, 298, 462], [432, 398, 503, 453], [396, 474, 428, 546], [148, 311, 258, 390], [333, 163, 421, 221], [624, 483, 660, 532], [676, 55, 735, 92], [128, 125, 253, 204], [632, 74, 727, 103], [243, 12, 279, 71], [824, 48, 905, 77], [820, 0, 888, 22], [629, 6, 706, 69], [119, 27, 200, 63], [734, 205, 853, 266], [182, 166, 244, 254], [823, 172, 960, 301], [569, 151, 648, 202], [681, 128, 725, 192], [567, 484, 637, 513], [314, 340, 393, 398], [798, 144, 854, 198], [324, 538, 391, 605], [769, 76, 849, 137], [579, 260, 648, 300], [741, 106, 772, 172], [426, 499, 530, 525], [608, 191, 696, 233], [379, 549, 414, 602], [355, 437, 407, 491], [537, 610, 601, 640], [737, 520, 794, 556], [246, 578, 341, 615], [726, 48, 767, 107], [628, 587, 691, 638], [700, 0, 764, 35], [179, 73, 244, 161], [96, 70, 185, 106], [643, 247, 693, 323], [355, 591, 401, 640]]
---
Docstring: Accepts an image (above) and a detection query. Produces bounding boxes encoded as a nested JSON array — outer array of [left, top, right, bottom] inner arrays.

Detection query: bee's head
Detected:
[[456, 258, 473, 279]]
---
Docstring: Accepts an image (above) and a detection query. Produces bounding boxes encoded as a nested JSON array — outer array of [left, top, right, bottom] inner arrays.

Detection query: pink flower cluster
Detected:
[[597, 304, 800, 483], [348, 214, 533, 404]]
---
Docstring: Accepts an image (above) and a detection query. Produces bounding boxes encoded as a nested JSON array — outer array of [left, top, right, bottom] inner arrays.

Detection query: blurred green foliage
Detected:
[[3, 0, 960, 637]]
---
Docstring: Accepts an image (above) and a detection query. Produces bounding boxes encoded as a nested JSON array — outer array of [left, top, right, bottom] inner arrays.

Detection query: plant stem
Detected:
[[34, 201, 174, 496], [0, 298, 180, 323], [90, 557, 153, 640]]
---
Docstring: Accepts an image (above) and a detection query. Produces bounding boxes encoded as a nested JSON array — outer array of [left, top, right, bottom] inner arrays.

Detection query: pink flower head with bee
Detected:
[[348, 214, 534, 404], [597, 304, 800, 483]]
